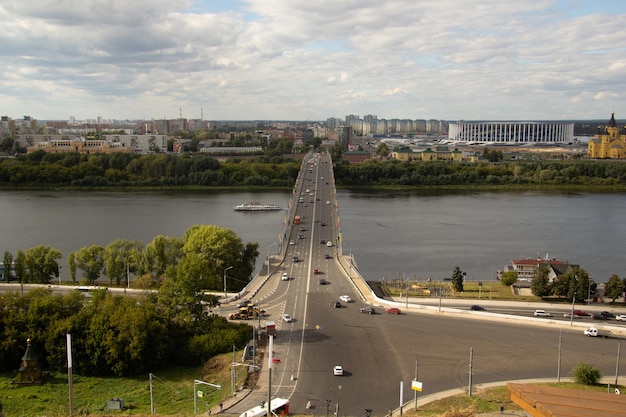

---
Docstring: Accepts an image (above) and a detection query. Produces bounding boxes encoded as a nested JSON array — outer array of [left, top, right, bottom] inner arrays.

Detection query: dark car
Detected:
[[592, 313, 608, 320], [360, 306, 375, 314], [292, 256, 299, 263], [470, 305, 485, 311], [329, 301, 341, 308], [600, 311, 615, 319], [320, 239, 326, 244], [325, 253, 331, 259]]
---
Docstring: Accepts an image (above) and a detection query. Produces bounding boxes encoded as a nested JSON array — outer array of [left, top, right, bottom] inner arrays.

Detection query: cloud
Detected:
[[1, 0, 626, 120]]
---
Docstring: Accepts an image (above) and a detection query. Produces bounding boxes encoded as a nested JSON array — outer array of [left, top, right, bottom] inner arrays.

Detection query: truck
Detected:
[[583, 327, 611, 338], [265, 320, 277, 337], [229, 304, 265, 320]]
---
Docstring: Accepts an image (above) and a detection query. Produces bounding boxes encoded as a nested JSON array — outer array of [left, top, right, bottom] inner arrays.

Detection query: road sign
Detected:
[[411, 380, 423, 392]]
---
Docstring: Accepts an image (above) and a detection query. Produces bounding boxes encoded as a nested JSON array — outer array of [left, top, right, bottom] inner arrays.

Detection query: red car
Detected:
[[313, 268, 319, 274], [385, 307, 401, 315], [573, 310, 590, 316]]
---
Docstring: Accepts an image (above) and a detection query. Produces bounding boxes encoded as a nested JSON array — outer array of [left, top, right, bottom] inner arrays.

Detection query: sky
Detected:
[[1, 0, 626, 122]]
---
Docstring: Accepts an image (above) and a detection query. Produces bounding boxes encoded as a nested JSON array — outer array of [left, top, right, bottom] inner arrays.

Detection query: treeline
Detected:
[[0, 225, 259, 377], [0, 288, 251, 377], [334, 159, 626, 187], [2, 150, 626, 188], [0, 150, 301, 187]]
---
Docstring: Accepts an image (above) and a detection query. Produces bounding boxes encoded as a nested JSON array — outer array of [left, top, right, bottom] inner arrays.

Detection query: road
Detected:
[[222, 152, 626, 417]]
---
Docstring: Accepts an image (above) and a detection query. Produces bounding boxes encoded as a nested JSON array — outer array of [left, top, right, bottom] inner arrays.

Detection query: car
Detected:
[[299, 226, 306, 231], [326, 200, 330, 205], [600, 311, 615, 319], [313, 268, 319, 274], [292, 256, 299, 262], [333, 365, 343, 376], [320, 239, 326, 244], [289, 240, 295, 245], [534, 309, 551, 317], [281, 273, 289, 281], [470, 305, 485, 311], [563, 313, 581, 319], [360, 306, 375, 314], [281, 314, 293, 323], [318, 278, 327, 285], [616, 315, 626, 321], [326, 241, 333, 247], [339, 295, 352, 303], [329, 300, 341, 308], [325, 253, 331, 259], [573, 310, 590, 316], [321, 222, 326, 226], [385, 307, 401, 315], [298, 234, 305, 239], [592, 313, 608, 320]]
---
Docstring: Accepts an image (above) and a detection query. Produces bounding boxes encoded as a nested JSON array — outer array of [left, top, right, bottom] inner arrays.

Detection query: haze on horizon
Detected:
[[1, 1, 625, 122]]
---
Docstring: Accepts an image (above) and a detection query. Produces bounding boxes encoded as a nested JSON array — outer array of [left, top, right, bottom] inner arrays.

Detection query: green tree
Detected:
[[572, 362, 601, 385], [500, 270, 518, 286], [68, 251, 77, 282], [23, 245, 62, 284], [2, 251, 13, 281], [377, 142, 390, 157], [103, 239, 144, 286], [604, 274, 624, 302], [13, 250, 25, 285], [72, 245, 105, 284], [530, 264, 551, 297], [451, 266, 464, 293], [142, 235, 183, 278]]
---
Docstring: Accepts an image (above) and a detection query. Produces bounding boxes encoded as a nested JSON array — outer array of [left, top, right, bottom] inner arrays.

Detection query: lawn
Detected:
[[0, 352, 248, 417]]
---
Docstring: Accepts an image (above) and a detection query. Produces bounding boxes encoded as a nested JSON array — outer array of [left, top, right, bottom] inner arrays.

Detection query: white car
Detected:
[[289, 240, 295, 245], [326, 200, 330, 205], [281, 273, 289, 281], [281, 314, 293, 323], [533, 309, 551, 317], [333, 365, 343, 376], [326, 241, 333, 247], [616, 315, 626, 321], [339, 295, 352, 303]]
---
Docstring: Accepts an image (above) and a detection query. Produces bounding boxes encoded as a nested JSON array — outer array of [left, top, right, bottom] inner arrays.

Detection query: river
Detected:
[[1, 189, 624, 283]]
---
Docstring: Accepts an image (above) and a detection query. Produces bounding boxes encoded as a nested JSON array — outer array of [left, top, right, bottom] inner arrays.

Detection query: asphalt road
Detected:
[[227, 152, 625, 417]]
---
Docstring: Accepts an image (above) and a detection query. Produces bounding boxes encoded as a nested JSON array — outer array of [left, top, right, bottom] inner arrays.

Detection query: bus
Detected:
[[293, 215, 301, 225], [239, 398, 289, 417]]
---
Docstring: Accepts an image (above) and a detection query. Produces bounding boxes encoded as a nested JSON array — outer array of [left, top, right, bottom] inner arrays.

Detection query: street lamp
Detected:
[[223, 266, 233, 304], [58, 264, 62, 286], [267, 242, 279, 275], [409, 347, 418, 410], [570, 292, 576, 326], [328, 385, 342, 416]]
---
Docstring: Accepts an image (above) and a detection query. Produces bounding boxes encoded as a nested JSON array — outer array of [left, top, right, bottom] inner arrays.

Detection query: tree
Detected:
[[377, 142, 389, 157], [13, 250, 25, 285], [573, 362, 601, 385], [604, 274, 624, 302], [451, 266, 464, 293], [72, 245, 105, 284], [500, 271, 518, 286], [2, 251, 13, 281], [23, 245, 62, 284], [142, 235, 183, 278], [103, 239, 144, 286], [531, 264, 551, 297]]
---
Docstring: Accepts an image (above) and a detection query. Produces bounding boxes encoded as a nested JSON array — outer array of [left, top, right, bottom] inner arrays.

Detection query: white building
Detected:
[[448, 121, 574, 144]]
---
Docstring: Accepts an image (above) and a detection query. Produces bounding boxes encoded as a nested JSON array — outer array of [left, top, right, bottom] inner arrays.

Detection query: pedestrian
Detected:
[[616, 388, 621, 395], [500, 403, 504, 414], [219, 401, 223, 413]]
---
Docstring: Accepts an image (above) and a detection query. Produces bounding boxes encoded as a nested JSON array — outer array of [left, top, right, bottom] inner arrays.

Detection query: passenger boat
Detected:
[[233, 202, 281, 211]]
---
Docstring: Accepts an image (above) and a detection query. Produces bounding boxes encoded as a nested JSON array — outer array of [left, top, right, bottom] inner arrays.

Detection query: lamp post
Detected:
[[223, 266, 233, 304], [570, 292, 576, 326], [410, 347, 418, 410], [588, 278, 592, 306], [328, 385, 342, 416], [267, 242, 278, 275], [58, 264, 62, 286]]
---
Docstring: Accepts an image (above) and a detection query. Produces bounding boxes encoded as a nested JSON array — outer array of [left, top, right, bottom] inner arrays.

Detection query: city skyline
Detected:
[[2, 1, 626, 121]]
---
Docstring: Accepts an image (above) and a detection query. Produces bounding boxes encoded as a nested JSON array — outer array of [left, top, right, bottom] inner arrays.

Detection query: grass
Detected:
[[0, 352, 250, 417], [382, 281, 540, 302]]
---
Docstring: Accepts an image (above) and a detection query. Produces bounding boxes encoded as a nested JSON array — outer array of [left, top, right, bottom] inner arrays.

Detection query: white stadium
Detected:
[[446, 121, 574, 145]]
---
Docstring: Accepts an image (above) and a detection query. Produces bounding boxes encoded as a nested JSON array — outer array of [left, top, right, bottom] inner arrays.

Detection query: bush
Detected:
[[573, 362, 601, 385]]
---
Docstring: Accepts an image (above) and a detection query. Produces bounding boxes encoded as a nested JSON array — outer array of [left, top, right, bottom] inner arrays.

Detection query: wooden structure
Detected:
[[508, 382, 626, 417]]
